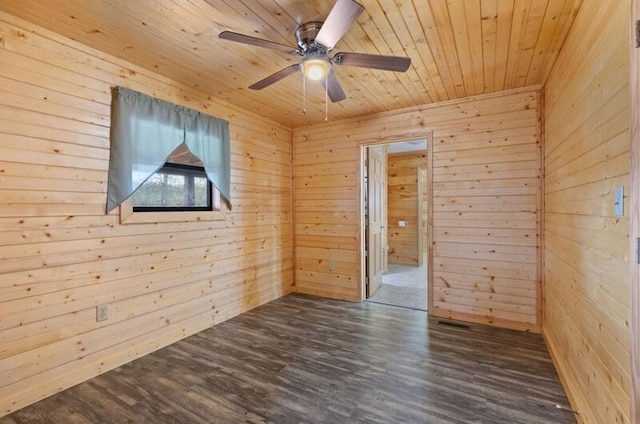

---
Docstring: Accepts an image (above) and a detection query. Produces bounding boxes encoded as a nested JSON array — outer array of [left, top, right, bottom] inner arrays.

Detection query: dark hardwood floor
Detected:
[[1, 294, 577, 424]]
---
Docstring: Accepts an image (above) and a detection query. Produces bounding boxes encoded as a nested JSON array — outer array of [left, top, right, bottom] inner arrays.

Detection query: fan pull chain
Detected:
[[324, 74, 329, 122], [302, 73, 307, 115]]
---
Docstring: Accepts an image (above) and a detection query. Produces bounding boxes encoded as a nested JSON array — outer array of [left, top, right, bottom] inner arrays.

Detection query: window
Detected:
[[106, 86, 231, 223], [118, 143, 223, 224], [132, 163, 213, 212]]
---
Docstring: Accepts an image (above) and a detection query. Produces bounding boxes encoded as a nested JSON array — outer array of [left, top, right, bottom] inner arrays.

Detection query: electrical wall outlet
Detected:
[[614, 185, 624, 217], [96, 304, 109, 322]]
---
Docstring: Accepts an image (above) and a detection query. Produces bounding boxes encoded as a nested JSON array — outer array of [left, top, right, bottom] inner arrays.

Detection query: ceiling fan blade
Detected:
[[315, 0, 364, 50], [219, 31, 298, 54], [324, 69, 346, 103], [249, 64, 300, 90], [333, 52, 411, 72]]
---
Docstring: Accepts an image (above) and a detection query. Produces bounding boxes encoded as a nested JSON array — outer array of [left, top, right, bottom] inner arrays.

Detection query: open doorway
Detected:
[[362, 139, 429, 311]]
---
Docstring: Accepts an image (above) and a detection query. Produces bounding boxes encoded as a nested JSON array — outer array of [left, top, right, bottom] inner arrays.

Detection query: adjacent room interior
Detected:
[[0, 0, 637, 423], [364, 139, 429, 311]]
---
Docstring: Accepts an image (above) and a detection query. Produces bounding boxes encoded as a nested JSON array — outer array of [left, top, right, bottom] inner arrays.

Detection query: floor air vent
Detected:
[[437, 320, 471, 330]]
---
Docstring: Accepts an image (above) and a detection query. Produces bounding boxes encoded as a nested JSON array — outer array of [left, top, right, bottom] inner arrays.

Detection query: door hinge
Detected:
[[636, 20, 640, 48]]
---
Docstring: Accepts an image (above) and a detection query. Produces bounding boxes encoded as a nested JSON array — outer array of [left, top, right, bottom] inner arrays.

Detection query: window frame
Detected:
[[118, 162, 224, 224], [119, 194, 224, 224], [131, 162, 214, 213]]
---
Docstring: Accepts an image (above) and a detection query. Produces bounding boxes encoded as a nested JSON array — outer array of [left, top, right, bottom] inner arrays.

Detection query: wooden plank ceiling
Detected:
[[0, 0, 582, 127]]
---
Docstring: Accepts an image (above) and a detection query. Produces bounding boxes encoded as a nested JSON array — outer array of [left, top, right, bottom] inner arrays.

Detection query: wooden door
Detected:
[[381, 145, 389, 274], [367, 145, 385, 297], [417, 167, 424, 267]]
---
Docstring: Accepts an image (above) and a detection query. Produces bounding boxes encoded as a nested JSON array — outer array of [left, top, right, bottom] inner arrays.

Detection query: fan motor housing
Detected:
[[295, 21, 324, 52]]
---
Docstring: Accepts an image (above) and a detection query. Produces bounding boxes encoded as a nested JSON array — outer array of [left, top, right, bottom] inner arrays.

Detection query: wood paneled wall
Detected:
[[293, 87, 543, 332], [421, 168, 428, 256], [387, 151, 426, 266], [542, 0, 631, 423], [0, 12, 293, 417], [631, 0, 640, 421]]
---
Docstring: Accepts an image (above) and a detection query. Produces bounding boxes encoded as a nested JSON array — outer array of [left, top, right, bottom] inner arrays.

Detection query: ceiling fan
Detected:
[[218, 0, 411, 104]]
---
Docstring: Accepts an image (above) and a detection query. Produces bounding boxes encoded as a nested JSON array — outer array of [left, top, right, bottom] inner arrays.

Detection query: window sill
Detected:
[[119, 199, 225, 224]]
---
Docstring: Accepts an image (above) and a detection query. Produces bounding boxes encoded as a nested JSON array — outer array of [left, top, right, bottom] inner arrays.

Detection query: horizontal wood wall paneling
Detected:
[[544, 252, 629, 370], [0, 231, 290, 297], [294, 236, 356, 251], [0, 239, 291, 318], [546, 88, 629, 177], [0, 235, 284, 281], [435, 197, 537, 213], [0, 261, 293, 355], [291, 88, 539, 142], [293, 87, 542, 332], [2, 282, 283, 417], [542, 0, 631, 422], [428, 305, 537, 333], [433, 244, 536, 264], [544, 7, 628, 145], [387, 152, 425, 266], [434, 271, 536, 296], [433, 286, 537, 315], [433, 129, 538, 153], [545, 133, 629, 195], [0, 12, 293, 417]]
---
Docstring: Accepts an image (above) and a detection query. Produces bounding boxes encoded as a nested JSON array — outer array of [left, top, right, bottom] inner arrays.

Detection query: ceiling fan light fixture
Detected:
[[218, 0, 412, 117], [303, 57, 330, 81]]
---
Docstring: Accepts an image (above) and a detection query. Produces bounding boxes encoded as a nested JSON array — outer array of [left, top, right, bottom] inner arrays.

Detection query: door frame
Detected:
[[630, 0, 639, 420], [358, 134, 434, 312], [417, 166, 427, 267]]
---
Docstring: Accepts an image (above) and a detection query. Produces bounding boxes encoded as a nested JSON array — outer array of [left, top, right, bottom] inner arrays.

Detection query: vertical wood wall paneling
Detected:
[[293, 87, 543, 332], [0, 12, 293, 417], [387, 151, 427, 266], [631, 0, 640, 421], [542, 0, 631, 422]]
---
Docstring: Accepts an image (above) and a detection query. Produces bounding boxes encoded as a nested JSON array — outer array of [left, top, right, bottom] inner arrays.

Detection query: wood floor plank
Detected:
[[0, 294, 576, 424]]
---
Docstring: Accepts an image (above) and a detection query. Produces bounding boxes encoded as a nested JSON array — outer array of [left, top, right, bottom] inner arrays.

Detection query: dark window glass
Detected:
[[132, 163, 212, 212]]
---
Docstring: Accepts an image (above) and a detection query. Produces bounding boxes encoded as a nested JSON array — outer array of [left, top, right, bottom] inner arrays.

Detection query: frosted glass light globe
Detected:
[[303, 58, 330, 81]]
